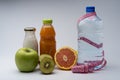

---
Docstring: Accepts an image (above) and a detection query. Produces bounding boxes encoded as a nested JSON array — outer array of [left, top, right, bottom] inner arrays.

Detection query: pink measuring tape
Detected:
[[72, 12, 107, 73]]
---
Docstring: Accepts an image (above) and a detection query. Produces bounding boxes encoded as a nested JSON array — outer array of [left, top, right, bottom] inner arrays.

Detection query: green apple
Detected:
[[15, 48, 39, 72]]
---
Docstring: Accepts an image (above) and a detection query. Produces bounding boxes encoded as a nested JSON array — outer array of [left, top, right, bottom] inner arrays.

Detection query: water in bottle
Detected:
[[72, 6, 106, 73]]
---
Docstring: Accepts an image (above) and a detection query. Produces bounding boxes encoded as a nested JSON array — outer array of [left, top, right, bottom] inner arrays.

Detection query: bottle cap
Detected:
[[43, 19, 52, 24], [24, 27, 36, 31], [86, 6, 95, 12]]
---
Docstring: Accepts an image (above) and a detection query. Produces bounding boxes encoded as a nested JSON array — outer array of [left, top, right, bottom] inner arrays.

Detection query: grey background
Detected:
[[0, 0, 120, 80]]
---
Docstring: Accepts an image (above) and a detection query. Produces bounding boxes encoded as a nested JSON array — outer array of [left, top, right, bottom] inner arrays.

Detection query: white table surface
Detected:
[[0, 54, 120, 80], [0, 0, 120, 80]]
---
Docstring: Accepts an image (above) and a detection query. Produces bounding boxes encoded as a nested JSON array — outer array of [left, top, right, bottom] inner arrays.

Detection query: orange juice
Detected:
[[40, 19, 56, 59]]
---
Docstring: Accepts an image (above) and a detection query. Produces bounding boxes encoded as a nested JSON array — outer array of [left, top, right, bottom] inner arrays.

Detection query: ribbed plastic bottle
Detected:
[[72, 6, 106, 73]]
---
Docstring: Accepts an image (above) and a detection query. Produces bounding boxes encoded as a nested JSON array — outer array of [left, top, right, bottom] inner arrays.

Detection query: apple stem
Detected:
[[25, 49, 31, 53]]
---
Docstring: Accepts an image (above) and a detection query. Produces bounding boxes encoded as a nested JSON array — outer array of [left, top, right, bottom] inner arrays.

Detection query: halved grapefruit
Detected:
[[54, 46, 77, 70]]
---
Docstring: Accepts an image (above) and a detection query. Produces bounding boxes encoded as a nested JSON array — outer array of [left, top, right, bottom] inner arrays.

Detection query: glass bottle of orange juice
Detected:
[[40, 19, 56, 59]]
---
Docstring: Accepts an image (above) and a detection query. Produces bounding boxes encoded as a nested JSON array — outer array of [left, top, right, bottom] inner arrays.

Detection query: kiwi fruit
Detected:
[[39, 54, 52, 62], [39, 54, 55, 74]]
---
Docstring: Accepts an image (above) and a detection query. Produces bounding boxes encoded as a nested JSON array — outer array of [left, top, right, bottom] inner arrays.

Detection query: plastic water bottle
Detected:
[[72, 6, 106, 73]]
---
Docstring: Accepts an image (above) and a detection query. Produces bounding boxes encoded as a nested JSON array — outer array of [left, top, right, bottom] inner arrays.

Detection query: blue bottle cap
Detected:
[[86, 6, 95, 12]]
